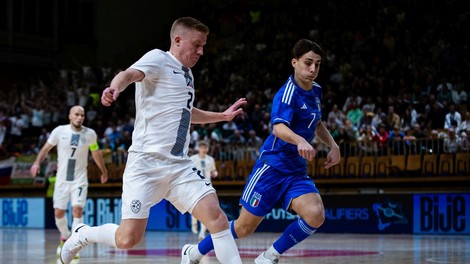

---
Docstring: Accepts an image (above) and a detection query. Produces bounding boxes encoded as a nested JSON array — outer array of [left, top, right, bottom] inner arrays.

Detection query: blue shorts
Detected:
[[240, 160, 319, 217]]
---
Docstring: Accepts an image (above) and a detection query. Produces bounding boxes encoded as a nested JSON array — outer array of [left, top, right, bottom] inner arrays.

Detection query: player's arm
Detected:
[[90, 143, 109, 184], [102, 68, 144, 106], [191, 98, 247, 124], [30, 142, 55, 177], [315, 120, 341, 169], [273, 122, 316, 161]]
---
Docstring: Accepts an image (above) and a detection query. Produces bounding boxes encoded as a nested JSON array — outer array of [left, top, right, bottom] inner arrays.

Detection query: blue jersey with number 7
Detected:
[[258, 75, 323, 174]]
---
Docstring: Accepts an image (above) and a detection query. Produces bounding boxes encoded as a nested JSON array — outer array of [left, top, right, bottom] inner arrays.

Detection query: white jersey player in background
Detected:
[[190, 140, 218, 240], [60, 17, 246, 264], [30, 105, 108, 256]]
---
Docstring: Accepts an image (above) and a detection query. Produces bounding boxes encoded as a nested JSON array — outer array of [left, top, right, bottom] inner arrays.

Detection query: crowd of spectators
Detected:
[[1, 0, 469, 162]]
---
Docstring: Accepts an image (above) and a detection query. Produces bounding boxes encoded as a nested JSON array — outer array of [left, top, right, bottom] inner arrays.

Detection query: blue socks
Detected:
[[197, 218, 316, 255], [273, 218, 317, 254]]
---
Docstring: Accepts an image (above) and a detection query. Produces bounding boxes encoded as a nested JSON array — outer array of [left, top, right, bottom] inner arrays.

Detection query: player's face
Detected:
[[198, 145, 209, 155], [292, 51, 321, 90], [178, 30, 207, 68], [69, 108, 85, 129]]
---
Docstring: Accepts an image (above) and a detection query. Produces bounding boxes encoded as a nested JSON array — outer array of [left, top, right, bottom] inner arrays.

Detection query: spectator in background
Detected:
[[388, 126, 406, 155], [426, 101, 447, 130], [30, 102, 45, 136], [371, 106, 386, 130], [444, 103, 462, 130], [436, 78, 453, 106], [361, 96, 376, 114], [357, 124, 378, 154], [226, 129, 246, 146], [452, 82, 467, 106], [344, 119, 359, 143], [346, 99, 363, 128], [246, 129, 263, 160], [327, 103, 346, 128], [457, 111, 470, 136], [376, 123, 389, 155], [443, 128, 459, 153], [37, 127, 50, 148], [222, 119, 238, 138], [387, 106, 401, 130], [9, 112, 25, 145]]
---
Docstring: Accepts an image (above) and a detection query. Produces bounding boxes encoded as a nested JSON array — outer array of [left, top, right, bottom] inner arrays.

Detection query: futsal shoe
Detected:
[[254, 251, 280, 264], [60, 224, 89, 264], [181, 244, 200, 264]]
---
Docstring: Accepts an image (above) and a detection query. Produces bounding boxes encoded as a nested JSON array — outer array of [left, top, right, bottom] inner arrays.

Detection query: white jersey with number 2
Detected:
[[128, 49, 195, 160]]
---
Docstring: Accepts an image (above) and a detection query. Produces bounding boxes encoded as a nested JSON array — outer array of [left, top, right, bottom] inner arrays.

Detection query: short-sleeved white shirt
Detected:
[[47, 124, 98, 185], [129, 49, 195, 160], [190, 154, 216, 182]]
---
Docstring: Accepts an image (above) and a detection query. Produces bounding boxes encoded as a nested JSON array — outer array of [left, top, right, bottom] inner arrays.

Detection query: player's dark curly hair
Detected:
[[292, 39, 324, 59]]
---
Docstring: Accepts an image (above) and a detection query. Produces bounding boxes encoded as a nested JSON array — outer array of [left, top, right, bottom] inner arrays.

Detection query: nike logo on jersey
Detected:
[[173, 70, 183, 75], [301, 103, 308, 110], [205, 182, 211, 186]]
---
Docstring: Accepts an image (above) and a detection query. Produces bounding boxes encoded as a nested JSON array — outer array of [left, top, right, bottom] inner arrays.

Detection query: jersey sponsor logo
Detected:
[[71, 134, 80, 146], [131, 199, 142, 213], [250, 192, 262, 207], [301, 103, 308, 110]]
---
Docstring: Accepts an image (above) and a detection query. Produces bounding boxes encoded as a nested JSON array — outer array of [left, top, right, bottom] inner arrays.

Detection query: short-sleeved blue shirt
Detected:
[[258, 75, 323, 174]]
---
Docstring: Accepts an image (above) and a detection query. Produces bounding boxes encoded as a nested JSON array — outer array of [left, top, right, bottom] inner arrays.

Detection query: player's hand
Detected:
[[101, 87, 120, 106], [324, 145, 341, 169], [100, 171, 109, 184], [30, 164, 40, 177], [297, 141, 316, 161], [222, 98, 247, 121]]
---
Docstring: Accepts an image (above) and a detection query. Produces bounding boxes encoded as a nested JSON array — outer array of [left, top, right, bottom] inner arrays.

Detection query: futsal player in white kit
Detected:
[[30, 105, 108, 256], [60, 17, 246, 264]]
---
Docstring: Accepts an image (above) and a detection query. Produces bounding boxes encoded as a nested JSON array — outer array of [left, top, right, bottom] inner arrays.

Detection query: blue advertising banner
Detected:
[[146, 199, 192, 231], [0, 198, 45, 228], [9, 193, 469, 234], [256, 194, 413, 234], [413, 193, 470, 235], [48, 197, 193, 231]]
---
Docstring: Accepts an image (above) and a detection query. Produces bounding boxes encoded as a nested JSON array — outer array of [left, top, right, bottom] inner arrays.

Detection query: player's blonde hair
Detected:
[[170, 17, 209, 39]]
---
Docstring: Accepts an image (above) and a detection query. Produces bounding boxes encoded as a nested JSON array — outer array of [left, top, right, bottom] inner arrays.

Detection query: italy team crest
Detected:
[[250, 192, 262, 207]]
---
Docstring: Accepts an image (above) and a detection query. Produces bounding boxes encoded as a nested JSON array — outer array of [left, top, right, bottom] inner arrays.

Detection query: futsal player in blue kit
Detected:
[[181, 39, 341, 264]]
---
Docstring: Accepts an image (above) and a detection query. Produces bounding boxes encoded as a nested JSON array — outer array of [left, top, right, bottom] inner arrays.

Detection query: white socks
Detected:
[[55, 217, 70, 239], [72, 217, 83, 231], [212, 229, 242, 264], [82, 223, 119, 248]]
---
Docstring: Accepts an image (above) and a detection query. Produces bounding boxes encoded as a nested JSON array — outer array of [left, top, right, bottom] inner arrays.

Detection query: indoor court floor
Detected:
[[1, 228, 469, 264]]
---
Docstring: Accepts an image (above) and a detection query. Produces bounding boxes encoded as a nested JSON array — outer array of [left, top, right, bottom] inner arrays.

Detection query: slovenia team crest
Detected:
[[250, 192, 262, 207], [131, 199, 141, 213]]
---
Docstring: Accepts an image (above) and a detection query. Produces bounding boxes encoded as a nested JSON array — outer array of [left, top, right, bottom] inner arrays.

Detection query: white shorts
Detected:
[[121, 151, 215, 219], [53, 181, 88, 210]]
